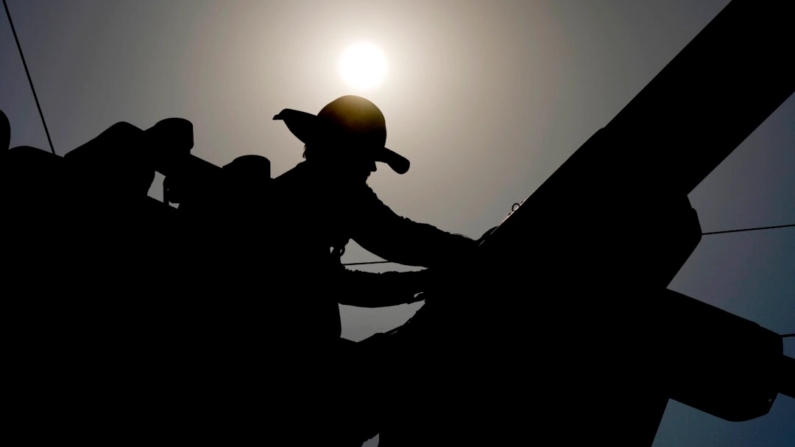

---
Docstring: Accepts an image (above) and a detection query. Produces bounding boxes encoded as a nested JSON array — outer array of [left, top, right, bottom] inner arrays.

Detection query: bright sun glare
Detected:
[[338, 42, 387, 90]]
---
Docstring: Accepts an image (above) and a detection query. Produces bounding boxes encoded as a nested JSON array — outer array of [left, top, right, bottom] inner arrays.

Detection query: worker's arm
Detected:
[[337, 268, 430, 308], [349, 186, 477, 268]]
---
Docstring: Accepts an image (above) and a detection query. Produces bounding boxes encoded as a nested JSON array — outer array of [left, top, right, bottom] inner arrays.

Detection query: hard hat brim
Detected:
[[274, 108, 409, 174]]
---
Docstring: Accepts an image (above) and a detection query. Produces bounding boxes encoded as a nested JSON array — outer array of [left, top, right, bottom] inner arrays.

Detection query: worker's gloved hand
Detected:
[[406, 291, 426, 304], [404, 269, 434, 295], [477, 226, 498, 244], [338, 268, 436, 307], [419, 264, 465, 294], [421, 228, 495, 293], [445, 228, 490, 270], [387, 268, 442, 300]]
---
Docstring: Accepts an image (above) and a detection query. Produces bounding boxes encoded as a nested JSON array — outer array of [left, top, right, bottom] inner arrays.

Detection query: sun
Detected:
[[338, 42, 388, 90]]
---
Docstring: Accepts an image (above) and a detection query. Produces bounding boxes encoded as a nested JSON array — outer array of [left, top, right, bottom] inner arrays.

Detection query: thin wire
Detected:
[[1, 0, 792, 241], [4, 2, 793, 241], [783, 333, 795, 338], [702, 223, 795, 236], [343, 222, 795, 266], [3, 0, 56, 155], [343, 260, 392, 266]]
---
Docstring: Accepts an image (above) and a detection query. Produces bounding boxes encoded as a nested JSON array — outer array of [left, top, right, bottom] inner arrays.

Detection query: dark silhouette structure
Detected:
[[2, 0, 794, 445], [1, 110, 9, 150], [368, 0, 795, 445], [3, 96, 474, 445]]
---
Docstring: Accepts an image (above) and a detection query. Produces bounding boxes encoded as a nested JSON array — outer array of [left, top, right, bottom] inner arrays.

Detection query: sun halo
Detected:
[[338, 42, 388, 90]]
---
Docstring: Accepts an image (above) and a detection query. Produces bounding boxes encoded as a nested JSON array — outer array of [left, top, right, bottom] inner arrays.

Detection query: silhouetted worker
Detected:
[[271, 95, 476, 339], [269, 95, 477, 444]]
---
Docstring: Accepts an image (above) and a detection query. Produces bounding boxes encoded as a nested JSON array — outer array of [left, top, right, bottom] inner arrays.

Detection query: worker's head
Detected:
[[274, 95, 409, 184]]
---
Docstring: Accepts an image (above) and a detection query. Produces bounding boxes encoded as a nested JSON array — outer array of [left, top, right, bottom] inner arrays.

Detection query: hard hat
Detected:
[[274, 95, 409, 174]]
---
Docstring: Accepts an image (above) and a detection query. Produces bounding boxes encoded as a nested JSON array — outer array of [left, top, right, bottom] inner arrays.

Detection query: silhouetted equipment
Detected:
[[368, 0, 795, 445], [1, 110, 9, 151], [656, 290, 787, 421], [780, 356, 795, 400], [2, 113, 286, 442], [2, 0, 794, 445], [3, 0, 55, 154]]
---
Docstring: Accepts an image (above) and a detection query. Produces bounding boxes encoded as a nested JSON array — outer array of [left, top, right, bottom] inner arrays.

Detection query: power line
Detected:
[[4, 0, 792, 240], [3, 0, 56, 155], [342, 222, 795, 266], [702, 223, 795, 236], [783, 334, 795, 338], [3, 0, 793, 248], [342, 260, 392, 266]]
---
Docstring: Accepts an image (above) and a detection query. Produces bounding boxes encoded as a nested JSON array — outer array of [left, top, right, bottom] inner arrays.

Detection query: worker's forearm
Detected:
[[337, 269, 429, 308]]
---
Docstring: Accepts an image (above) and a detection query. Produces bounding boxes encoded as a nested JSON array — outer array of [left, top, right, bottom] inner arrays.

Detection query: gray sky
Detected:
[[2, 1, 792, 446]]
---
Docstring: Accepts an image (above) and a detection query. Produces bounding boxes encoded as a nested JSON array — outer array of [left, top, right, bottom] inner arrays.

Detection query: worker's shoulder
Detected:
[[270, 161, 312, 193], [272, 161, 308, 182], [352, 182, 389, 207]]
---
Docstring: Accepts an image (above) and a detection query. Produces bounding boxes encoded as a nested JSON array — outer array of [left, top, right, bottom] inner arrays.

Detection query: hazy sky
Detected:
[[2, 1, 792, 446]]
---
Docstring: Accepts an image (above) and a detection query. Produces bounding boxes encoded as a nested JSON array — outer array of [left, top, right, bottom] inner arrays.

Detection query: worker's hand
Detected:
[[424, 229, 489, 292], [417, 265, 460, 293], [406, 292, 426, 304], [477, 226, 498, 244], [407, 269, 435, 294]]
